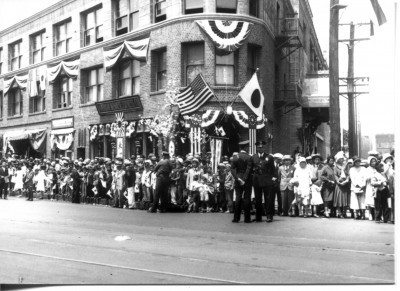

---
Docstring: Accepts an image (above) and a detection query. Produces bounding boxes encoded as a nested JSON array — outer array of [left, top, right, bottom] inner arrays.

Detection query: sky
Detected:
[[0, 0, 397, 139]]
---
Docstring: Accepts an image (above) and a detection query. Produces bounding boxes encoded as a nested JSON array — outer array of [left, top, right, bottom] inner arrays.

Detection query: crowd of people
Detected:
[[0, 140, 395, 224]]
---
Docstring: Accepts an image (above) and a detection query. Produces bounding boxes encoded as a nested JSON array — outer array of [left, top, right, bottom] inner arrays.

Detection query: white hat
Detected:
[[382, 153, 393, 163], [298, 157, 307, 164], [282, 155, 292, 161], [335, 151, 345, 162], [367, 156, 377, 165], [273, 153, 283, 159]]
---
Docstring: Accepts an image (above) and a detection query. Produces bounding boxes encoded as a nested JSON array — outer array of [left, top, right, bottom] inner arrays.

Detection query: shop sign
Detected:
[[52, 117, 74, 129], [95, 95, 143, 115]]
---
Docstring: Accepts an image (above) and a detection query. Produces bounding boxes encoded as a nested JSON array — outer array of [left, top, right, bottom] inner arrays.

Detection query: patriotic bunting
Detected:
[[103, 38, 150, 71], [201, 110, 221, 128], [196, 20, 253, 52], [232, 111, 267, 129], [3, 73, 28, 95], [47, 58, 80, 83]]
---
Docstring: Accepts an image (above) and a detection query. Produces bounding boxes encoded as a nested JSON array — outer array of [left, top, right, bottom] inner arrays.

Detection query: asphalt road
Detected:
[[0, 197, 395, 285]]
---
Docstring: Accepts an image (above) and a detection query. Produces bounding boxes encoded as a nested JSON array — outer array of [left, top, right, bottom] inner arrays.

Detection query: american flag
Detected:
[[177, 74, 214, 115]]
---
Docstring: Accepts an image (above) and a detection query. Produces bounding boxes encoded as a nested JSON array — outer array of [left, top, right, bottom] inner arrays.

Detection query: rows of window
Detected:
[[1, 0, 254, 73], [0, 43, 260, 118]]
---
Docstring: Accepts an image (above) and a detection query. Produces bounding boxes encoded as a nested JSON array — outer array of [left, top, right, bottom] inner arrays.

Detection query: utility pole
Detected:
[[347, 22, 356, 157], [329, 0, 343, 155]]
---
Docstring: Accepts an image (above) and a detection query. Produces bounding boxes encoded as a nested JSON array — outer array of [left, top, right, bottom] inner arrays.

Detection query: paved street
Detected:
[[0, 197, 395, 284]]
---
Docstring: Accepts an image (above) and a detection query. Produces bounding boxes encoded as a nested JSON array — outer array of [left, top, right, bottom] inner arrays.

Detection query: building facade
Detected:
[[0, 0, 328, 160]]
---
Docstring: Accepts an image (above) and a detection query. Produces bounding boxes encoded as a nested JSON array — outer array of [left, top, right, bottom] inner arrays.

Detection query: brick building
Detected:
[[0, 0, 328, 161]]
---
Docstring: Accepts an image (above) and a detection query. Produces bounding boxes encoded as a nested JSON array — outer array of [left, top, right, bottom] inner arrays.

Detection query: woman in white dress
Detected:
[[365, 156, 378, 220], [349, 157, 367, 219], [13, 165, 25, 196], [292, 157, 312, 217], [34, 165, 47, 199]]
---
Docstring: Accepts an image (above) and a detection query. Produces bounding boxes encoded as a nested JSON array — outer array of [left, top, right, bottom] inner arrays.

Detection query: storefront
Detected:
[[2, 128, 47, 158], [50, 117, 75, 160]]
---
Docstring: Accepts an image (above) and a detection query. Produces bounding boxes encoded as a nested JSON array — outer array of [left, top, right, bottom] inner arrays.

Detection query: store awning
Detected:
[[3, 128, 47, 154]]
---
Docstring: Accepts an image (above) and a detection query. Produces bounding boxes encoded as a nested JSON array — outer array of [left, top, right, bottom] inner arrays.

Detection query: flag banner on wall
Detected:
[[232, 110, 267, 129], [210, 137, 223, 173], [201, 110, 221, 127], [47, 57, 80, 83], [3, 73, 28, 95], [190, 127, 201, 155], [238, 72, 265, 117], [370, 0, 387, 25], [196, 20, 253, 52], [28, 68, 38, 97], [103, 38, 150, 71], [177, 74, 214, 115]]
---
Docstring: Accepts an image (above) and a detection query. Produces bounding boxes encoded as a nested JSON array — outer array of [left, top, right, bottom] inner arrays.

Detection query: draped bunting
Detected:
[[2, 128, 46, 154], [50, 128, 75, 151], [3, 73, 28, 95], [201, 110, 221, 128], [99, 124, 105, 136], [126, 122, 136, 137], [29, 129, 47, 154], [103, 38, 150, 71], [232, 110, 267, 129], [196, 20, 253, 52], [47, 58, 80, 84]]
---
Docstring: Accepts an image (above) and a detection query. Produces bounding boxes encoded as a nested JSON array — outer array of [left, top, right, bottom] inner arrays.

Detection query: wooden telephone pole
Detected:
[[329, 0, 343, 155]]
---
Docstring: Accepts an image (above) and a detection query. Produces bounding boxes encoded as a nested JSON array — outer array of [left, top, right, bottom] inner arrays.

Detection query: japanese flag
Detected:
[[238, 72, 264, 118]]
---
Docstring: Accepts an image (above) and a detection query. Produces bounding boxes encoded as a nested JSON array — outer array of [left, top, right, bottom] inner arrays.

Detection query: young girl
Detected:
[[292, 157, 312, 217], [199, 176, 211, 213]]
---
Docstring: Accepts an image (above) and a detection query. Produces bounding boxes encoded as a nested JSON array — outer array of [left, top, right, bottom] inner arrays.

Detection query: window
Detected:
[[115, 0, 139, 36], [215, 52, 236, 85], [0, 47, 3, 74], [31, 31, 46, 64], [8, 88, 23, 117], [54, 77, 73, 108], [0, 91, 3, 119], [118, 60, 140, 97], [55, 20, 72, 56], [185, 0, 203, 14], [247, 45, 260, 79], [216, 0, 237, 13], [249, 0, 259, 17], [154, 0, 167, 23], [9, 41, 22, 71], [84, 67, 104, 103], [84, 7, 103, 46], [29, 82, 46, 113], [152, 49, 166, 91], [183, 43, 204, 85]]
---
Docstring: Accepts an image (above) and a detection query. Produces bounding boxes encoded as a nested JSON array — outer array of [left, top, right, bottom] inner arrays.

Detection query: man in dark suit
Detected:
[[231, 140, 253, 223], [0, 162, 9, 199], [250, 141, 268, 222], [149, 151, 172, 213]]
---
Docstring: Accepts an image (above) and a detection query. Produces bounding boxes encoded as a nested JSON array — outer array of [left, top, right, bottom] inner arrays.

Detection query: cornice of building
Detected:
[[0, 0, 76, 37], [0, 13, 275, 80]]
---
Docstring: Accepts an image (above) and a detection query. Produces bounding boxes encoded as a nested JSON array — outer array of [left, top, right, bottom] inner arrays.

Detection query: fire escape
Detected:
[[274, 15, 304, 115]]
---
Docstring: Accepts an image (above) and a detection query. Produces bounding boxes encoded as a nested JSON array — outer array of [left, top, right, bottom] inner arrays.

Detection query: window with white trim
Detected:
[[29, 81, 46, 114], [154, 0, 167, 23], [9, 41, 22, 71], [84, 67, 104, 103], [54, 77, 73, 109], [8, 88, 23, 117], [216, 0, 237, 13], [84, 7, 104, 46], [151, 49, 166, 91], [215, 51, 236, 85], [184, 0, 203, 14], [183, 43, 204, 85], [55, 20, 72, 56], [31, 31, 46, 64], [118, 60, 140, 97], [114, 0, 139, 36]]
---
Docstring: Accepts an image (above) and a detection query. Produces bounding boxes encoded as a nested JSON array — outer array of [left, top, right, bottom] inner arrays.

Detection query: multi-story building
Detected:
[[375, 134, 395, 155], [0, 0, 328, 161]]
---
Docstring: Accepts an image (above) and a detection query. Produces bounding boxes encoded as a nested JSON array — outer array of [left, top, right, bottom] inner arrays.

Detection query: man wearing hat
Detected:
[[250, 141, 268, 221], [113, 160, 126, 208], [125, 159, 136, 209], [278, 155, 296, 216], [149, 151, 173, 213], [231, 140, 253, 223], [0, 161, 9, 199]]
